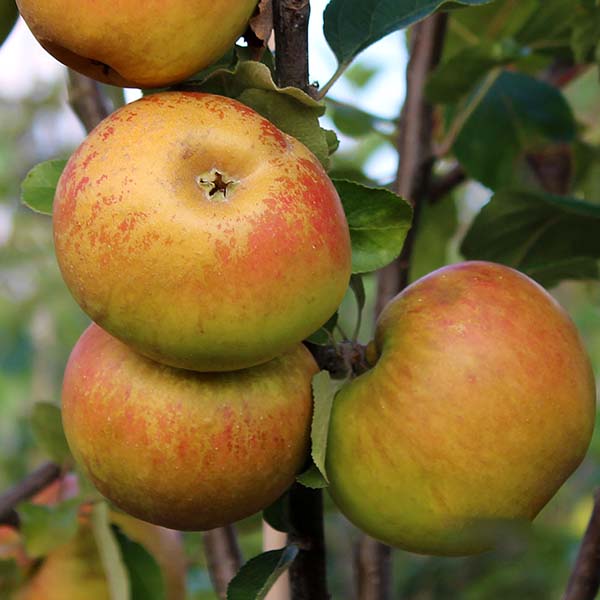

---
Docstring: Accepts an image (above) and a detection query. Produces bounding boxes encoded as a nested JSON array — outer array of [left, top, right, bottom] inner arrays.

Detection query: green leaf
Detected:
[[91, 502, 130, 600], [453, 71, 576, 190], [187, 61, 331, 167], [19, 499, 80, 558], [323, 0, 494, 67], [113, 527, 165, 600], [410, 196, 458, 282], [263, 492, 291, 533], [30, 402, 72, 464], [0, 0, 17, 49], [238, 88, 330, 168], [328, 102, 378, 138], [571, 0, 600, 63], [306, 312, 338, 345], [20, 159, 67, 215], [227, 546, 299, 600], [310, 371, 345, 483], [427, 45, 517, 104], [296, 463, 329, 489], [334, 179, 413, 273], [461, 189, 600, 288]]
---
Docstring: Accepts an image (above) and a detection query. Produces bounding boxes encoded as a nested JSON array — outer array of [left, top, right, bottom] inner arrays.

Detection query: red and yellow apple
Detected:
[[61, 323, 316, 530], [53, 92, 351, 372], [16, 0, 258, 88], [326, 261, 596, 556]]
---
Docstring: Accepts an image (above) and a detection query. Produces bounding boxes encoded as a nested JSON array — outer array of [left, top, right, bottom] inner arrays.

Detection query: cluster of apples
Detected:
[[18, 0, 597, 558], [18, 2, 353, 531]]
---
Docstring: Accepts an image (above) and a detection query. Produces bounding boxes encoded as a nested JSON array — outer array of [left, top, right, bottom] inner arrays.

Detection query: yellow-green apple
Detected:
[[61, 323, 317, 530], [53, 92, 351, 372], [16, 0, 257, 88], [326, 261, 596, 556], [16, 522, 110, 600]]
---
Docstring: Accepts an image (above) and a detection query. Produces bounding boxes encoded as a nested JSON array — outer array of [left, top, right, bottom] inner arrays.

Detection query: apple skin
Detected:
[[16, 0, 257, 88], [53, 92, 351, 372], [326, 261, 596, 556], [61, 323, 317, 531]]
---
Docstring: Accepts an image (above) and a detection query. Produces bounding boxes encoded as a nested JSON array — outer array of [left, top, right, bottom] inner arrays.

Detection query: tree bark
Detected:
[[563, 491, 600, 600], [203, 526, 243, 600]]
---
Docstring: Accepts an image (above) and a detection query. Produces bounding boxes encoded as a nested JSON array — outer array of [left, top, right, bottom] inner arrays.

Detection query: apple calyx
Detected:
[[195, 168, 239, 202]]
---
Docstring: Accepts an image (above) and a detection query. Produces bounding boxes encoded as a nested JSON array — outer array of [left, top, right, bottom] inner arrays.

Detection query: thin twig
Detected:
[[203, 526, 243, 600], [0, 462, 61, 525], [434, 67, 501, 158], [429, 164, 467, 203], [563, 491, 600, 600], [317, 62, 349, 100], [67, 70, 112, 133]]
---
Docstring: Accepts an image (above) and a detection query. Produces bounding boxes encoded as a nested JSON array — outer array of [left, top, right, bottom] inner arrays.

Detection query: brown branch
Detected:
[[273, 0, 313, 94], [287, 483, 329, 600], [203, 526, 243, 600], [564, 491, 600, 600], [429, 164, 467, 204], [0, 462, 61, 525], [355, 536, 393, 600], [272, 2, 329, 597], [67, 70, 112, 133], [376, 13, 449, 315]]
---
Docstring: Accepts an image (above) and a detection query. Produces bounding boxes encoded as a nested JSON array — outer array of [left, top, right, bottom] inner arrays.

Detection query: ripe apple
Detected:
[[16, 0, 258, 88], [61, 323, 317, 531], [326, 261, 596, 556], [53, 92, 351, 372]]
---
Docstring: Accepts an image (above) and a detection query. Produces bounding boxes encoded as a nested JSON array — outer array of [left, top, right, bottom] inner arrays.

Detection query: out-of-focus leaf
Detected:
[[461, 189, 600, 287], [19, 499, 80, 558], [91, 502, 130, 600], [227, 546, 299, 600], [410, 196, 458, 282], [323, 0, 494, 67], [113, 527, 165, 600], [30, 402, 72, 464], [21, 159, 67, 215], [453, 71, 575, 189], [334, 179, 413, 273], [0, 1, 18, 49]]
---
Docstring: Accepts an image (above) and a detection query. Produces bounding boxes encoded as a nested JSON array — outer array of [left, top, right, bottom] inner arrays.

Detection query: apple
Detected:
[[16, 522, 110, 600], [61, 323, 317, 531], [16, 0, 257, 88], [53, 92, 351, 372], [6, 477, 186, 599], [326, 261, 596, 556]]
